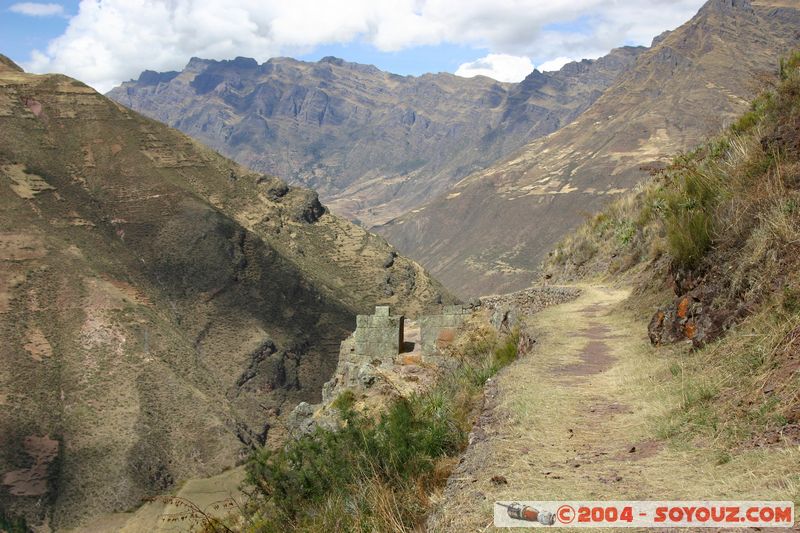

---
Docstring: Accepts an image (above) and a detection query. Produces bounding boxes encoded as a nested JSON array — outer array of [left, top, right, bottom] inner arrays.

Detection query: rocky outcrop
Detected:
[[647, 282, 751, 348], [0, 64, 453, 529], [647, 293, 716, 347]]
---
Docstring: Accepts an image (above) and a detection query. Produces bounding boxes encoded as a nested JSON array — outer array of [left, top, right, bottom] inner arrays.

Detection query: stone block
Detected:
[[370, 316, 392, 328], [419, 308, 469, 357]]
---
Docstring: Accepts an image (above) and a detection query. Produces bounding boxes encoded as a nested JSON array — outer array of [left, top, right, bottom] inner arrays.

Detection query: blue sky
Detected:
[[0, 1, 547, 78], [0, 0, 706, 92], [0, 1, 78, 64]]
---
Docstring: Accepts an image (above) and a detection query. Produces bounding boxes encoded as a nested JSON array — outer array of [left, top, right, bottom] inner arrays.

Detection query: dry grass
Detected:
[[531, 54, 800, 520], [428, 286, 800, 532], [238, 318, 522, 532]]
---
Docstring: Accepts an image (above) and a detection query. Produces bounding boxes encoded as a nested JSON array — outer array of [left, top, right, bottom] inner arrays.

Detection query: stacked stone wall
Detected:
[[419, 304, 471, 356], [353, 305, 404, 362]]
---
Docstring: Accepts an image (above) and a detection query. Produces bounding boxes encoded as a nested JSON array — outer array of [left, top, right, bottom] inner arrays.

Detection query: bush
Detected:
[[658, 168, 722, 269], [613, 219, 637, 246], [330, 389, 356, 413], [783, 286, 800, 314], [492, 330, 519, 368], [779, 50, 800, 81], [731, 110, 760, 134], [0, 510, 28, 533], [245, 329, 521, 531], [664, 209, 713, 268]]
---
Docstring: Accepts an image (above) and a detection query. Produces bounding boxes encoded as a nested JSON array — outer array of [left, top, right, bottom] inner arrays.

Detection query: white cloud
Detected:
[[455, 54, 534, 83], [26, 0, 707, 93], [9, 2, 64, 16], [537, 56, 574, 72]]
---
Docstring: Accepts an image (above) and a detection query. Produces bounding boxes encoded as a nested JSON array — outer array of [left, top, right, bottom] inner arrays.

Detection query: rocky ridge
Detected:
[[107, 48, 644, 227], [379, 0, 800, 297]]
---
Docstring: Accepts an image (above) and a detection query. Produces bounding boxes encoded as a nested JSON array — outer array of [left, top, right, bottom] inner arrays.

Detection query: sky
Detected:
[[0, 0, 707, 93]]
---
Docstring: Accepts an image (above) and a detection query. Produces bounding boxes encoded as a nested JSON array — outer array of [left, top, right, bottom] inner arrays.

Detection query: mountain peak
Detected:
[[224, 56, 259, 68], [698, 0, 755, 16], [135, 69, 180, 85], [0, 54, 23, 73], [319, 56, 345, 66]]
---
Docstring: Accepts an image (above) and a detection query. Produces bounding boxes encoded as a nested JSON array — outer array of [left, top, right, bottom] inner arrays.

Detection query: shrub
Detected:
[[779, 50, 800, 81], [783, 286, 800, 314], [330, 389, 356, 413], [245, 329, 521, 531], [613, 219, 637, 246], [0, 510, 27, 533], [657, 167, 724, 269], [664, 209, 713, 268], [731, 110, 760, 134], [492, 330, 519, 368]]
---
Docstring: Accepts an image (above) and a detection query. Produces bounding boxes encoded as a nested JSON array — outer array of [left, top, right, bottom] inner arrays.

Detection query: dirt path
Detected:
[[429, 285, 799, 531]]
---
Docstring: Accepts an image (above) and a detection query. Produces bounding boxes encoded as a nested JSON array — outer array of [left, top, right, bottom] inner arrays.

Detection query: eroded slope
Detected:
[[0, 58, 451, 529], [380, 0, 800, 297]]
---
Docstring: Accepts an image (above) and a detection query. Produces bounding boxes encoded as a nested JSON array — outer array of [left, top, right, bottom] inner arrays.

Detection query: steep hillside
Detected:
[[107, 49, 643, 226], [426, 49, 800, 530], [544, 47, 800, 450], [380, 0, 800, 297], [0, 57, 451, 529]]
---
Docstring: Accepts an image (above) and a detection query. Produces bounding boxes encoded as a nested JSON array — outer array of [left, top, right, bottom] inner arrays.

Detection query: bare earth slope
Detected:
[[107, 49, 643, 227], [429, 285, 799, 530], [379, 0, 800, 297], [0, 58, 451, 529]]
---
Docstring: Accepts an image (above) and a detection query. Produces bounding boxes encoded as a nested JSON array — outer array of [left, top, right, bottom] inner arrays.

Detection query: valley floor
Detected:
[[66, 467, 246, 533], [428, 285, 800, 531]]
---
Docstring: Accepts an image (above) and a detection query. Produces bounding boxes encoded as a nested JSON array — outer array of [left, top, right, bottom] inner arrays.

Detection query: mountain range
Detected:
[[107, 47, 644, 227], [110, 0, 800, 297], [3, 0, 800, 528], [382, 0, 800, 295]]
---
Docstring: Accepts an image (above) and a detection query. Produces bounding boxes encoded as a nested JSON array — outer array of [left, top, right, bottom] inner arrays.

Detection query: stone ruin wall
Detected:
[[418, 304, 472, 357], [292, 288, 584, 436], [353, 305, 404, 362]]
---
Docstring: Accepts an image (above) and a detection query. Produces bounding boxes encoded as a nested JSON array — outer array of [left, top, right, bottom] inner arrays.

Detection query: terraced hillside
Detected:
[[0, 55, 452, 529], [107, 48, 643, 227], [380, 0, 800, 297]]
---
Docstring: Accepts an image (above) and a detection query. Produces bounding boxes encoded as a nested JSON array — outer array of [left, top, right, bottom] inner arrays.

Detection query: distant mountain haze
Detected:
[[380, 0, 800, 296]]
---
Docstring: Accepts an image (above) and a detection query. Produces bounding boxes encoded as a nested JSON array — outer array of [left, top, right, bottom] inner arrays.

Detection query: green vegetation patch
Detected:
[[242, 328, 520, 532]]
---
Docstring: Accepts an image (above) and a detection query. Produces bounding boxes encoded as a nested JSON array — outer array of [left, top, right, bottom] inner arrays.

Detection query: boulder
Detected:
[[383, 251, 397, 268], [648, 289, 730, 348]]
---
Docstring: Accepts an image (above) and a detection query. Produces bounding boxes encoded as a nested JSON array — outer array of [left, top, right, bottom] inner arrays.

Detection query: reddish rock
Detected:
[[648, 287, 730, 348], [436, 328, 456, 348], [400, 353, 422, 365], [684, 321, 697, 339], [677, 296, 690, 319]]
